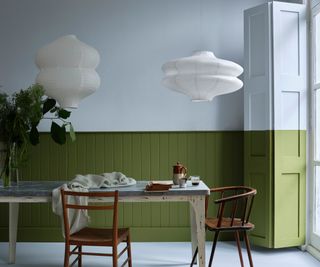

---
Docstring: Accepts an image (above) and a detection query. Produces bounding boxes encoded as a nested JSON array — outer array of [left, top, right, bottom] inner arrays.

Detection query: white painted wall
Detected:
[[0, 0, 267, 132]]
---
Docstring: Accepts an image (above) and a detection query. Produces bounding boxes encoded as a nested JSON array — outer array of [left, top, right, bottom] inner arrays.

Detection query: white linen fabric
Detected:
[[52, 183, 89, 236], [69, 172, 136, 189], [52, 172, 136, 235]]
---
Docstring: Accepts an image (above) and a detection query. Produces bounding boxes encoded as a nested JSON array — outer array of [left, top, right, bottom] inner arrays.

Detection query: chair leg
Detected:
[[64, 243, 70, 267], [113, 245, 118, 267], [190, 246, 198, 266], [243, 231, 254, 267], [235, 231, 244, 267], [78, 246, 82, 267], [208, 231, 219, 267], [127, 233, 132, 267]]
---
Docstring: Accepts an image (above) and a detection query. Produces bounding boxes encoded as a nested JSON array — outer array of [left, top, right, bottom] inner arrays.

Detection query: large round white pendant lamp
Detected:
[[162, 51, 243, 101], [35, 35, 100, 108]]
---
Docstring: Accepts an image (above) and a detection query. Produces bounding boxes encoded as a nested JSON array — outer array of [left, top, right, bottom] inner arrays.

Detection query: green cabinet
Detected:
[[244, 2, 307, 248]]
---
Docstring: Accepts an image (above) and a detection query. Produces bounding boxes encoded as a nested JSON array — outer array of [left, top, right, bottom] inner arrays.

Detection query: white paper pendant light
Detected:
[[35, 35, 100, 108], [162, 51, 243, 101]]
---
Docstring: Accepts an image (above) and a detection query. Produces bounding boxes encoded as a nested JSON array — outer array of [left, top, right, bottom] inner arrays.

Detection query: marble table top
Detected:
[[0, 180, 210, 197]]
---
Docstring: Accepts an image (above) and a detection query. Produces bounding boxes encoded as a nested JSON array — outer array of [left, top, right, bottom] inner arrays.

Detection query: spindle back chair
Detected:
[[61, 189, 132, 267], [191, 186, 256, 267]]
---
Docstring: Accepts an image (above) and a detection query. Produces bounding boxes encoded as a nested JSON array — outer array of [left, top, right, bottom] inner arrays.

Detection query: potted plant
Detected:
[[0, 84, 75, 186]]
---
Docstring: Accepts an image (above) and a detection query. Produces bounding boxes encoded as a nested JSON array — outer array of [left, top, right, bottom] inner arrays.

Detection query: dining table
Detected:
[[0, 180, 210, 266]]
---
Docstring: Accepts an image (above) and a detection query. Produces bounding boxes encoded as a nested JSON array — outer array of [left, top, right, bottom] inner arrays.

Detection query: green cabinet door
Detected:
[[274, 131, 306, 248], [244, 131, 274, 248], [244, 131, 306, 248]]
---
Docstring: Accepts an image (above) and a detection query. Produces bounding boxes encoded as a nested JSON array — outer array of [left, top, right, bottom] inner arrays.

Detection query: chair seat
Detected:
[[206, 217, 254, 231], [70, 227, 130, 246]]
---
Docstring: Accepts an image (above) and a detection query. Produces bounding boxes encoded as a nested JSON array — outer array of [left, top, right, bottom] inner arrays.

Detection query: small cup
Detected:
[[190, 176, 200, 186], [179, 178, 187, 188], [173, 173, 186, 185]]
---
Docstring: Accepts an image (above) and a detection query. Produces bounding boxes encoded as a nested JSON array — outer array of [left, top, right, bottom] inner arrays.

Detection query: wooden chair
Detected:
[[191, 186, 257, 267], [61, 189, 132, 267]]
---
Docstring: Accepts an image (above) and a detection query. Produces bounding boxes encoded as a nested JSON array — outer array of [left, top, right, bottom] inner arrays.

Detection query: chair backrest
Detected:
[[60, 189, 119, 241], [206, 186, 256, 228]]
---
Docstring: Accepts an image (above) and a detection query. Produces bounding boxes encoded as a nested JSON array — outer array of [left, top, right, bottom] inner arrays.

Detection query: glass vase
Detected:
[[0, 142, 19, 187], [0, 142, 7, 187]]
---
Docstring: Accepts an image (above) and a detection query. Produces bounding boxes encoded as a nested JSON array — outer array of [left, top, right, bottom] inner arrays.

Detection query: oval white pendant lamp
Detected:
[[35, 35, 100, 108], [162, 51, 243, 101]]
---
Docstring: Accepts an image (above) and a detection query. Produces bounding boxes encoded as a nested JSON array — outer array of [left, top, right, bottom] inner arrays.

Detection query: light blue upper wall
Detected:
[[0, 0, 267, 132]]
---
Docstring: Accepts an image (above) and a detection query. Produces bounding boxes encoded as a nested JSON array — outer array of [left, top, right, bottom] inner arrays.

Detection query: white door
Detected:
[[310, 1, 320, 251]]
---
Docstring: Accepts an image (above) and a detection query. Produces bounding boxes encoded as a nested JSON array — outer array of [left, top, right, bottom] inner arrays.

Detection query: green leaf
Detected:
[[58, 109, 71, 119], [43, 98, 56, 114], [29, 125, 39, 145], [50, 121, 66, 145], [69, 124, 76, 142]]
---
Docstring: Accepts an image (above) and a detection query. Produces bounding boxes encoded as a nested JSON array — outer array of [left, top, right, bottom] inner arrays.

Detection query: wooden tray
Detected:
[[145, 182, 173, 191]]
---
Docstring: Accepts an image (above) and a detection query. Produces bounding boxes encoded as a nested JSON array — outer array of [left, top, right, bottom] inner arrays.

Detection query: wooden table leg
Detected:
[[190, 196, 205, 267], [190, 203, 198, 264], [9, 203, 19, 264]]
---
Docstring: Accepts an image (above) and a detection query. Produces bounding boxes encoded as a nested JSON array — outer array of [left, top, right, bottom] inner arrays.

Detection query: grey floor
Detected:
[[0, 242, 319, 267]]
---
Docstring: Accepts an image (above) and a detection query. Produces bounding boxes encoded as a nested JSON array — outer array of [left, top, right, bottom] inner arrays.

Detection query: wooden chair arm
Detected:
[[214, 189, 257, 204], [205, 186, 256, 218], [210, 186, 254, 193]]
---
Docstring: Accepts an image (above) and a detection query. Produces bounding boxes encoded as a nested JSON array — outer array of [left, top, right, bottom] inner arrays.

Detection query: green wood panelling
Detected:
[[244, 130, 306, 248], [0, 131, 243, 242]]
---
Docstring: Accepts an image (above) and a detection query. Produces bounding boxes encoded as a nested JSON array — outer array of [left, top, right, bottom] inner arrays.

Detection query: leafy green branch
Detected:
[[31, 97, 76, 145], [0, 84, 76, 172]]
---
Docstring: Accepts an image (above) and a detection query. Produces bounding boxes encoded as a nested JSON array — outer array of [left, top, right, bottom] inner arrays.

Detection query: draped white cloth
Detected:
[[52, 172, 136, 235]]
